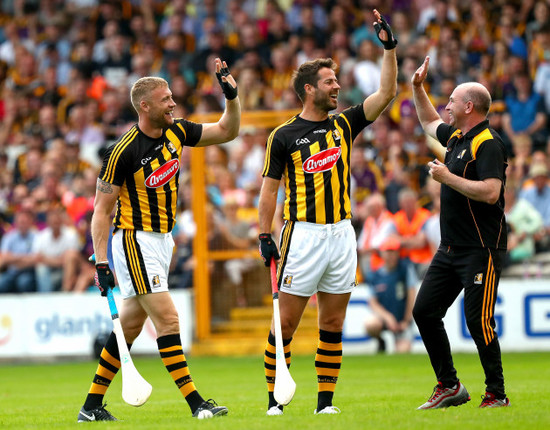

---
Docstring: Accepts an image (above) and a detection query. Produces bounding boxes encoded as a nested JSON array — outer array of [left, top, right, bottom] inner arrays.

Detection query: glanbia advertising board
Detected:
[[343, 279, 550, 354], [1, 281, 549, 359], [0, 290, 192, 359]]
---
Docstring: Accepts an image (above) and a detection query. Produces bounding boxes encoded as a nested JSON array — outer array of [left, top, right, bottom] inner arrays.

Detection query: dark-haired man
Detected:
[[258, 10, 397, 416]]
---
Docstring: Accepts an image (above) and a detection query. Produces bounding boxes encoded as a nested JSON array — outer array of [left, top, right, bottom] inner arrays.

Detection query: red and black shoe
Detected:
[[479, 392, 510, 408]]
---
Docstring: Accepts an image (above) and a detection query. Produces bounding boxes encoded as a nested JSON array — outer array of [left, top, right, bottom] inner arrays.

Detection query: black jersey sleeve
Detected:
[[98, 141, 130, 187], [436, 122, 454, 146], [262, 129, 286, 180], [339, 104, 372, 140], [475, 139, 506, 181], [175, 118, 203, 147]]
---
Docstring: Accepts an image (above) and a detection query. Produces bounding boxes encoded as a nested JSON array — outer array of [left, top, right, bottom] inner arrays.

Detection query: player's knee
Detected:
[[319, 315, 345, 332], [122, 321, 144, 342], [279, 319, 297, 339]]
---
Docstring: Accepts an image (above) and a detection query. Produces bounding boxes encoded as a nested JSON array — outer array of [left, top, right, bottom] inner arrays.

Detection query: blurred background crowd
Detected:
[[1, 0, 550, 299]]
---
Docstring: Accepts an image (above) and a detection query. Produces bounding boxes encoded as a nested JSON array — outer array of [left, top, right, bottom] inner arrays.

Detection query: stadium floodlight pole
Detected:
[[90, 254, 152, 406], [270, 258, 296, 406]]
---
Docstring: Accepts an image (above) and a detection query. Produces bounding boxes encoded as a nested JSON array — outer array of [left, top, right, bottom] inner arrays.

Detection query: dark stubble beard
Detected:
[[313, 89, 337, 113]]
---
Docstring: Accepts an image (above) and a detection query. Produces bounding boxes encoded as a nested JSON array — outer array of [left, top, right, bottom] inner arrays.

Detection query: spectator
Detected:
[[505, 184, 544, 264], [502, 72, 548, 152], [532, 23, 550, 113], [56, 75, 91, 128], [37, 104, 64, 147], [0, 209, 37, 293], [519, 163, 550, 252], [365, 235, 418, 354], [419, 176, 441, 256], [494, 15, 528, 61], [507, 133, 533, 187], [353, 39, 382, 97], [235, 66, 266, 111], [62, 165, 97, 225], [350, 145, 384, 214], [487, 100, 513, 158], [64, 103, 106, 167], [350, 8, 379, 52], [292, 5, 327, 51], [286, 0, 327, 34], [158, 0, 196, 39], [12, 127, 45, 187], [97, 32, 132, 88], [525, 1, 550, 46], [237, 22, 272, 68], [461, 1, 492, 66], [220, 196, 258, 308], [390, 10, 418, 56], [393, 188, 433, 276], [264, 6, 291, 48], [357, 193, 396, 279], [32, 204, 80, 292], [61, 210, 96, 292], [193, 24, 237, 74], [0, 21, 36, 66], [264, 46, 295, 109]]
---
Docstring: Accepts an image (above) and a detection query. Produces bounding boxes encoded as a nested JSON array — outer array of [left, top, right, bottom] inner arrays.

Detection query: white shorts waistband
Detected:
[[290, 218, 351, 232]]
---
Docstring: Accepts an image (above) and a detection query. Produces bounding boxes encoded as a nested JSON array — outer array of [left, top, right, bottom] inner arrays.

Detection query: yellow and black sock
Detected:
[[315, 329, 342, 411], [83, 331, 123, 410], [157, 333, 204, 413], [264, 331, 292, 409]]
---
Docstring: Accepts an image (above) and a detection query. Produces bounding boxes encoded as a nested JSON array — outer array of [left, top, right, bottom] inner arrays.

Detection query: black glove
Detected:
[[259, 233, 280, 267], [216, 65, 238, 100], [374, 15, 398, 50], [94, 263, 115, 297]]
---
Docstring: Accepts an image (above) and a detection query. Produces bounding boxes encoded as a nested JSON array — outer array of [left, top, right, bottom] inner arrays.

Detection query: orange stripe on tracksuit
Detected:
[[482, 251, 496, 345]]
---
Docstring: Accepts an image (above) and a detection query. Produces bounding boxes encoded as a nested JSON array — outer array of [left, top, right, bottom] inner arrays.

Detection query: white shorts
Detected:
[[111, 229, 174, 299], [277, 219, 357, 297]]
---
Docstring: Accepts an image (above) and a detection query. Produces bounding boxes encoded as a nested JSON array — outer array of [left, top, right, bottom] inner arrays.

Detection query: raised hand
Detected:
[[215, 58, 238, 100], [373, 9, 398, 50], [412, 56, 430, 87]]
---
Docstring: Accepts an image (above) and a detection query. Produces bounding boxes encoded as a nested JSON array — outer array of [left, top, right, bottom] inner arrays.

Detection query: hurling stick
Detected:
[[106, 288, 153, 406], [270, 259, 296, 406], [90, 254, 152, 406]]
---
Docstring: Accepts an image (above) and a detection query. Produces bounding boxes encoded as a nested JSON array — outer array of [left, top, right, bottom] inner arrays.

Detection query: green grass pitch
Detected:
[[0, 352, 548, 429]]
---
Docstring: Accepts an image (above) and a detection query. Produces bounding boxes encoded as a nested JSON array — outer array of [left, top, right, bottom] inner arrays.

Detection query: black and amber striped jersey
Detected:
[[262, 104, 371, 224], [99, 119, 202, 233], [436, 120, 508, 250]]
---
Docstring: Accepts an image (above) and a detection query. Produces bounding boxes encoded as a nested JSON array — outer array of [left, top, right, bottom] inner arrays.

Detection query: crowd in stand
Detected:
[[1, 0, 550, 295]]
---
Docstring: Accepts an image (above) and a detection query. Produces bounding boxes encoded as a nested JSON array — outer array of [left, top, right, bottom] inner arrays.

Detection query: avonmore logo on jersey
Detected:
[[303, 147, 341, 173], [145, 159, 180, 188]]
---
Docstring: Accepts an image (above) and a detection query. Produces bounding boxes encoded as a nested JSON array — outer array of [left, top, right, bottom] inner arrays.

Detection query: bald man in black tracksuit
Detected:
[[411, 56, 510, 409]]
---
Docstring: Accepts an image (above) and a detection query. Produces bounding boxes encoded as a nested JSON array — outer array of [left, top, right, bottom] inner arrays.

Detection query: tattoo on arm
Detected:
[[97, 179, 113, 194]]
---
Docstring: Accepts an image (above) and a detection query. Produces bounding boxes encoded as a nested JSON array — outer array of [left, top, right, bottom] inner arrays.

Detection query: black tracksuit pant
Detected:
[[413, 245, 506, 398]]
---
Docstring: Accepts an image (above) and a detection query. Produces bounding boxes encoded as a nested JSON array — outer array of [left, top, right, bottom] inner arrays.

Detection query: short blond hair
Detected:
[[130, 77, 169, 113]]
